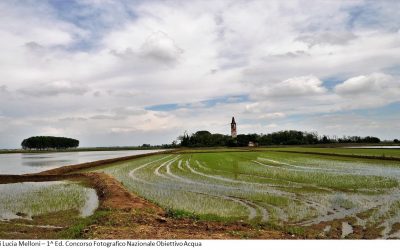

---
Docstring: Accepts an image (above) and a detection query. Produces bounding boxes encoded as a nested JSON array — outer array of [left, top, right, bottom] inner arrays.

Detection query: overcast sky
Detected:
[[0, 0, 400, 148]]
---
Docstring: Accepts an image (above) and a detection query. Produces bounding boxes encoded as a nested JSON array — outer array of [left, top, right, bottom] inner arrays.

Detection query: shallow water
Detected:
[[0, 181, 98, 220], [341, 222, 353, 238], [0, 149, 164, 174]]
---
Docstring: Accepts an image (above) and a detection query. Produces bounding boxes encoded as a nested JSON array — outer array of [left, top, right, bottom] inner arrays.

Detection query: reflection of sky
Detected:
[[0, 150, 164, 175]]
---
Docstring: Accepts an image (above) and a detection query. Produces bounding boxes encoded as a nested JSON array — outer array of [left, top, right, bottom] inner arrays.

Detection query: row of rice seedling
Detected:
[[262, 147, 400, 158], [94, 150, 400, 237], [0, 181, 98, 220]]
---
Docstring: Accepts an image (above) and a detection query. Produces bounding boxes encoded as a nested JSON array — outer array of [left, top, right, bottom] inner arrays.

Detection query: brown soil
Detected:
[[82, 172, 163, 212], [84, 210, 292, 239]]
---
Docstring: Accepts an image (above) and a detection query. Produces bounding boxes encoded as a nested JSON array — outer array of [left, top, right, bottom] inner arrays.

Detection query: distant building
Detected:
[[248, 141, 255, 147], [231, 117, 237, 138]]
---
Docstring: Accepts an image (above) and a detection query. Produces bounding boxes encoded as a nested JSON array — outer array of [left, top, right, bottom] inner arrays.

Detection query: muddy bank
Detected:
[[81, 172, 163, 212]]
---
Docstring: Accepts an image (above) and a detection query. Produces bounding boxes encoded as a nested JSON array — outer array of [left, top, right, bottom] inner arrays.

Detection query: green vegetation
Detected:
[[59, 210, 110, 239], [21, 136, 79, 150], [90, 148, 400, 238], [262, 147, 400, 158], [179, 130, 382, 147], [0, 181, 98, 220]]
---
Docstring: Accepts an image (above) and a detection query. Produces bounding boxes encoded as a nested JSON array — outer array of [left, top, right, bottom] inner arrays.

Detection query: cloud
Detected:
[[90, 114, 125, 120], [19, 80, 89, 97], [252, 75, 326, 99], [297, 31, 357, 47], [258, 112, 286, 119], [1, 0, 400, 147], [140, 31, 184, 63], [335, 73, 396, 95], [0, 85, 7, 93], [334, 73, 400, 109]]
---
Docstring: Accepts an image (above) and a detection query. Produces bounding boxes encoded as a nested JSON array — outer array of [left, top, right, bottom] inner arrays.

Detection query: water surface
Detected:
[[0, 150, 164, 175]]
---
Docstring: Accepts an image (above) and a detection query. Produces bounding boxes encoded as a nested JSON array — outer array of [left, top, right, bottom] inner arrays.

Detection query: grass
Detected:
[[59, 210, 110, 239]]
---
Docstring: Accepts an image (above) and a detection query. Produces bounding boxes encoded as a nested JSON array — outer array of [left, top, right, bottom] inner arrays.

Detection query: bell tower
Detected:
[[231, 117, 237, 138]]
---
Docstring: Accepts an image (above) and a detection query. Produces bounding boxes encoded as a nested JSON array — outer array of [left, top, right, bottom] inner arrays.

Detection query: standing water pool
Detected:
[[0, 149, 164, 175]]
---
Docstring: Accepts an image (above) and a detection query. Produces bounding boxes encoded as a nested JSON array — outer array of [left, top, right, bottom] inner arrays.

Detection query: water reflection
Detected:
[[0, 150, 164, 175]]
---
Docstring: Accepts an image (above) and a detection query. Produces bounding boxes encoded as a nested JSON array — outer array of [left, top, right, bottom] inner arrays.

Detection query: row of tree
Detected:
[[21, 136, 79, 150], [178, 130, 381, 147]]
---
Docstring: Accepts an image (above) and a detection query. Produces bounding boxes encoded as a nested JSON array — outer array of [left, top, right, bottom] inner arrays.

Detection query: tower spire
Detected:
[[231, 117, 237, 138]]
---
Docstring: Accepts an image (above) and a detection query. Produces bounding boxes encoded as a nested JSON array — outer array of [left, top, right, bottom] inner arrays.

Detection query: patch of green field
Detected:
[[90, 149, 400, 238], [0, 181, 98, 220], [190, 152, 397, 190], [261, 147, 400, 158]]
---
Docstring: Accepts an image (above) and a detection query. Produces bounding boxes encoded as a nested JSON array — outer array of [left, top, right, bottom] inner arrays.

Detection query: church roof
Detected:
[[231, 117, 236, 124]]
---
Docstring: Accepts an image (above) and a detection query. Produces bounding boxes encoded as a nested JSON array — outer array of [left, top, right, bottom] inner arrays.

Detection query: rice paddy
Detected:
[[93, 150, 400, 238], [263, 147, 400, 158], [0, 181, 98, 220]]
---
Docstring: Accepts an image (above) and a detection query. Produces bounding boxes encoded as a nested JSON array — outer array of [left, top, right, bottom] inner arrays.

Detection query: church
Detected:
[[231, 117, 237, 138]]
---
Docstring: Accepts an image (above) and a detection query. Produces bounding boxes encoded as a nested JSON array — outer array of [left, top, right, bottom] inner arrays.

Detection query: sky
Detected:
[[0, 0, 400, 148]]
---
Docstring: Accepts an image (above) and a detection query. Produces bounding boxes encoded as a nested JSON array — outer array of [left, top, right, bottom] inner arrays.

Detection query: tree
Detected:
[[21, 136, 79, 150], [176, 130, 382, 147], [321, 135, 330, 144]]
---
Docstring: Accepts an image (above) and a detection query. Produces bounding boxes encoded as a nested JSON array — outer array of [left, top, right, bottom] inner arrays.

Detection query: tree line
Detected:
[[21, 136, 79, 150], [178, 130, 381, 147]]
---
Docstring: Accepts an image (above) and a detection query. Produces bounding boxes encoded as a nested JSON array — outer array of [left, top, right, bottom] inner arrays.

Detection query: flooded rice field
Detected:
[[95, 151, 400, 238], [0, 181, 98, 220], [345, 146, 400, 149], [0, 149, 164, 174]]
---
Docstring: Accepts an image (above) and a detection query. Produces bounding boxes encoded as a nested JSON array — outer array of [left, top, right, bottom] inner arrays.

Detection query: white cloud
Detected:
[[0, 0, 400, 147], [335, 73, 396, 95], [252, 75, 326, 99], [334, 73, 400, 109], [140, 31, 184, 63], [258, 113, 286, 119], [297, 31, 358, 47], [19, 80, 89, 97]]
